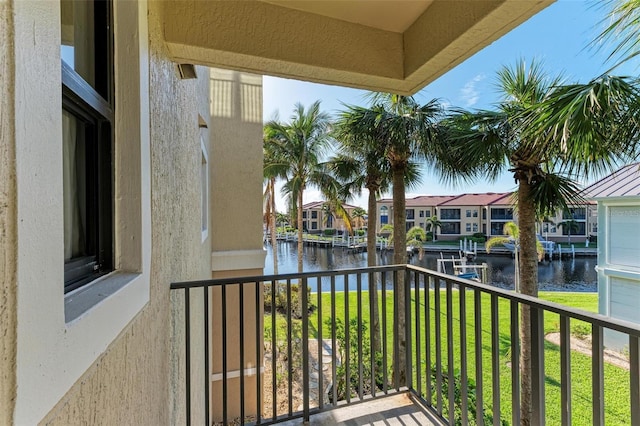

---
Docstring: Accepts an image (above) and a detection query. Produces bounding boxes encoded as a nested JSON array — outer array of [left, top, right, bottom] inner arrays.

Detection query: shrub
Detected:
[[325, 317, 385, 402], [429, 367, 507, 425], [323, 228, 336, 236], [263, 282, 314, 314], [356, 229, 366, 236]]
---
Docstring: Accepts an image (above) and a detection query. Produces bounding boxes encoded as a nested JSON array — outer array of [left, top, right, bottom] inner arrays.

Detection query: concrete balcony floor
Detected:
[[277, 393, 443, 426]]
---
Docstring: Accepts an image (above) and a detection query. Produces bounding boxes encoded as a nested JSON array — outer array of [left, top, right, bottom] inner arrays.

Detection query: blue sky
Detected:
[[263, 0, 636, 210]]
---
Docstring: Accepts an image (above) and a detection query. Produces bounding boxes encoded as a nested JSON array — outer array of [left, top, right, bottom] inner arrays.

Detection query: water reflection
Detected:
[[264, 242, 597, 292]]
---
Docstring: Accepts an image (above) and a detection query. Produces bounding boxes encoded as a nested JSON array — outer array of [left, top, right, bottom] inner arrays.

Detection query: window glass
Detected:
[[61, 0, 113, 292], [440, 222, 460, 234], [440, 208, 460, 220]]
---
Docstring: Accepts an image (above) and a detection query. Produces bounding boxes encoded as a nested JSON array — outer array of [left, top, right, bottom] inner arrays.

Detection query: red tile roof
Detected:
[[583, 163, 640, 198], [405, 195, 457, 206], [440, 192, 512, 206]]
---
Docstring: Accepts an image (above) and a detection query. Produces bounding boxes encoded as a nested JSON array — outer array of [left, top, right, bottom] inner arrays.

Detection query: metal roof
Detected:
[[582, 163, 640, 199]]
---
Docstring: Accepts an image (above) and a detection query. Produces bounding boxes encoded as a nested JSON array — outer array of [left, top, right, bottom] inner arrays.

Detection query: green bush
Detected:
[[429, 366, 507, 425], [325, 317, 385, 402], [426, 231, 434, 241], [323, 228, 336, 236], [356, 229, 366, 236], [263, 282, 314, 314]]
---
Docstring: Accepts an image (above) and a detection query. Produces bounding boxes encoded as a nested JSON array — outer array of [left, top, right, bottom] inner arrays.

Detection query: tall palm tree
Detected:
[[559, 217, 580, 246], [265, 101, 344, 317], [425, 215, 442, 242], [593, 0, 640, 71], [340, 93, 443, 385], [332, 99, 433, 384], [264, 128, 288, 275], [438, 60, 597, 425], [351, 207, 367, 230]]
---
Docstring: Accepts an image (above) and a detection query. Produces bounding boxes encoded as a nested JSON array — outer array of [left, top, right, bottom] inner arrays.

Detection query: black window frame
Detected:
[[62, 0, 114, 293]]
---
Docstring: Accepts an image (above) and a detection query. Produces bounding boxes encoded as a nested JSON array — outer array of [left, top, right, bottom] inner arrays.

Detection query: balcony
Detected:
[[171, 266, 640, 425]]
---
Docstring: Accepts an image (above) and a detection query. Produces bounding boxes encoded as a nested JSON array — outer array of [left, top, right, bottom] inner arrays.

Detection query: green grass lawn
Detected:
[[265, 290, 630, 425]]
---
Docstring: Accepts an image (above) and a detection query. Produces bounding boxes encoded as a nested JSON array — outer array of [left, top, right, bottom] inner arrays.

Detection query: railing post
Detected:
[[405, 267, 412, 390], [530, 306, 545, 425], [302, 277, 310, 423]]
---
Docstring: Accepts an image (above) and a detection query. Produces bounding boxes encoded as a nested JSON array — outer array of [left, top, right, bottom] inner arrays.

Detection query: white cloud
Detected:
[[459, 74, 486, 107]]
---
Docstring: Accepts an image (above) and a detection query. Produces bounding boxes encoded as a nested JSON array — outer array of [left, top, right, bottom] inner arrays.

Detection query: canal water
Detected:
[[264, 242, 598, 293]]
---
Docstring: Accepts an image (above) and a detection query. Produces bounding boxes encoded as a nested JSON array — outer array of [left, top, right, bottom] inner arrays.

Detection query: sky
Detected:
[[262, 0, 637, 210]]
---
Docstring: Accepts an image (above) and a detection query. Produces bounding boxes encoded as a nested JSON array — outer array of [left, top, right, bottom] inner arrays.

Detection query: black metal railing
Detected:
[[171, 265, 640, 425]]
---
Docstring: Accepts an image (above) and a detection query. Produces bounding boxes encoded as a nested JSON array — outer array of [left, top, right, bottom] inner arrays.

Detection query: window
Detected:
[[406, 209, 415, 220], [61, 0, 114, 293], [425, 209, 431, 218], [201, 135, 208, 240], [440, 222, 460, 234], [472, 223, 478, 232], [440, 208, 460, 220], [562, 222, 586, 236], [465, 223, 471, 232], [491, 208, 513, 220], [303, 211, 307, 219], [466, 209, 471, 218], [311, 210, 318, 219], [311, 221, 318, 230], [563, 207, 586, 220], [419, 210, 424, 218], [482, 209, 487, 220], [542, 223, 557, 233], [491, 222, 508, 235], [380, 206, 388, 224], [473, 210, 478, 218]]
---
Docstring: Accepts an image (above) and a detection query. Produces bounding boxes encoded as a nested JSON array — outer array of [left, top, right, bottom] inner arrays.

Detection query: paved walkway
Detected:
[[280, 393, 444, 425]]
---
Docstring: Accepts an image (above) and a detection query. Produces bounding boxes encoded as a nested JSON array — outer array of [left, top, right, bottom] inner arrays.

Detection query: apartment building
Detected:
[[301, 201, 361, 233]]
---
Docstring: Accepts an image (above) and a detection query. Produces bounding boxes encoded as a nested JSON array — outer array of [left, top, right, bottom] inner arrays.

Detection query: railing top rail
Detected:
[[169, 264, 406, 289], [407, 264, 640, 336], [170, 263, 640, 337]]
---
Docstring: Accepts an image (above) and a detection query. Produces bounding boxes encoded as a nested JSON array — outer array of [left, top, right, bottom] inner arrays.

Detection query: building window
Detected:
[[491, 208, 513, 220], [491, 222, 509, 235], [472, 210, 478, 218], [562, 222, 586, 236], [563, 207, 586, 220], [466, 209, 471, 218], [303, 211, 307, 219], [440, 222, 460, 234], [425, 209, 431, 217], [406, 209, 415, 220], [419, 210, 424, 218], [465, 223, 471, 232], [311, 210, 318, 219], [61, 0, 114, 293], [542, 223, 557, 233], [472, 223, 478, 232], [440, 208, 460, 220], [311, 221, 318, 230], [482, 209, 487, 220], [201, 135, 208, 240], [380, 206, 388, 224]]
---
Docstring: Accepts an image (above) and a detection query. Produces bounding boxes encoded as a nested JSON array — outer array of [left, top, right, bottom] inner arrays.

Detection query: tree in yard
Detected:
[[425, 215, 442, 242], [351, 207, 367, 230], [332, 98, 435, 386], [263, 127, 289, 275], [265, 101, 345, 317], [435, 58, 640, 424], [558, 217, 580, 246]]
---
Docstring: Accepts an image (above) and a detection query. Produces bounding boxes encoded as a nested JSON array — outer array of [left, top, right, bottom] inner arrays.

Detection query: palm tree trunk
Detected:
[[391, 164, 407, 386], [296, 190, 304, 318], [518, 179, 539, 426], [270, 177, 278, 275], [367, 186, 382, 358]]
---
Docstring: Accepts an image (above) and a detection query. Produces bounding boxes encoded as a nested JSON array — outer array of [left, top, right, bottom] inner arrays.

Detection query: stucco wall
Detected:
[[0, 0, 17, 424], [40, 1, 210, 425]]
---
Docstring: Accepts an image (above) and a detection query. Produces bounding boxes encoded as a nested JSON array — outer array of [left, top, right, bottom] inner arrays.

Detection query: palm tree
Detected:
[[265, 101, 343, 317], [264, 128, 289, 275], [592, 0, 640, 72], [334, 94, 442, 385], [425, 215, 442, 242], [406, 226, 427, 260], [438, 60, 597, 424], [558, 217, 580, 246], [351, 207, 367, 230], [486, 222, 544, 292]]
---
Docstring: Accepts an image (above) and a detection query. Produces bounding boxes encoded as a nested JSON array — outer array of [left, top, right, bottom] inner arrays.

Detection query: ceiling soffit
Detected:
[[163, 1, 553, 95]]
